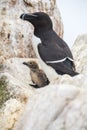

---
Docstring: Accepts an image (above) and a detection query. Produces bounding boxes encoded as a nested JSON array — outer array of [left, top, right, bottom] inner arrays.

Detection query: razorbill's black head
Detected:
[[20, 12, 79, 77], [20, 12, 53, 36]]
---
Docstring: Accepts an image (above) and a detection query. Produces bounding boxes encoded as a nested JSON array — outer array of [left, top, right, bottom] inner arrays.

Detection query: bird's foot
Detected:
[[29, 84, 40, 88]]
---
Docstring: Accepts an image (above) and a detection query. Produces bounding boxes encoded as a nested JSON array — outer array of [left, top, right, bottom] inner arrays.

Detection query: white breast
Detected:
[[32, 35, 58, 81]]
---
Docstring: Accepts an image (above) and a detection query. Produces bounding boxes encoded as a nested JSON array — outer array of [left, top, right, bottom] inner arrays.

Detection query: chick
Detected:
[[23, 61, 49, 88]]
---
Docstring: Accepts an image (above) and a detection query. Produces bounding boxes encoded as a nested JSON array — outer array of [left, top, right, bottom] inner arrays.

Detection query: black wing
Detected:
[[38, 35, 78, 76]]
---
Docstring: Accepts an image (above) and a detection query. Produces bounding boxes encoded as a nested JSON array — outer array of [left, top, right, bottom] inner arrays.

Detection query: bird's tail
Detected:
[[70, 71, 79, 76]]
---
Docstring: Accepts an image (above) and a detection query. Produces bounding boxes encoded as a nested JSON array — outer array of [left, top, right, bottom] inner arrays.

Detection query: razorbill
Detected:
[[20, 12, 78, 78], [23, 61, 50, 88]]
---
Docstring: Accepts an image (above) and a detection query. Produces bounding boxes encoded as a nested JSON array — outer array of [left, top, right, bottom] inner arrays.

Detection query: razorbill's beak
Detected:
[[20, 13, 38, 20], [23, 62, 28, 66], [20, 13, 25, 20]]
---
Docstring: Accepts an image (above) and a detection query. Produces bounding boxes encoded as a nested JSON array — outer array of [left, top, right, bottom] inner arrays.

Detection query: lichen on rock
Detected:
[[0, 76, 10, 109]]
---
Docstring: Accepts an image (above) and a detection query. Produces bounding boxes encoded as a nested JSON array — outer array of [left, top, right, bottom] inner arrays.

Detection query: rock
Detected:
[[0, 58, 37, 130], [14, 85, 87, 130], [0, 0, 63, 63], [0, 99, 23, 130], [72, 34, 87, 76]]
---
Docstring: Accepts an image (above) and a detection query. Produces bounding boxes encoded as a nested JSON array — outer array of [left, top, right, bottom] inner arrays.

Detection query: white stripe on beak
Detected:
[[21, 14, 25, 20], [31, 14, 38, 17]]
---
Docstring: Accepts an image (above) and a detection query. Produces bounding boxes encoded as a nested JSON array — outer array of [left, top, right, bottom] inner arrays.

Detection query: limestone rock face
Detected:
[[0, 0, 63, 63], [0, 58, 36, 130], [72, 34, 87, 75], [14, 85, 87, 130]]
